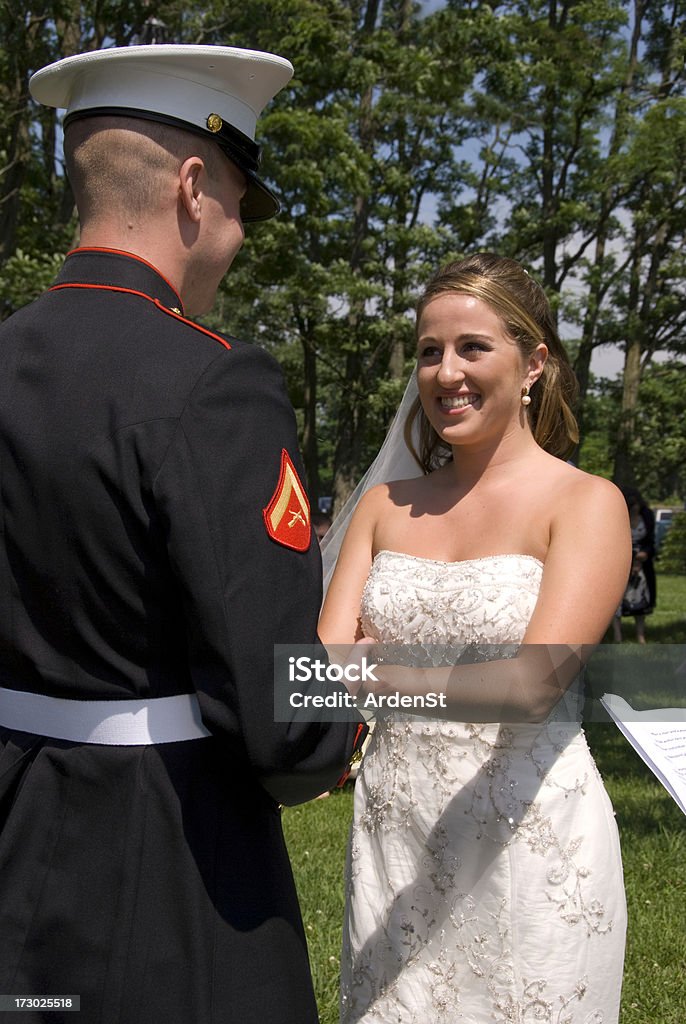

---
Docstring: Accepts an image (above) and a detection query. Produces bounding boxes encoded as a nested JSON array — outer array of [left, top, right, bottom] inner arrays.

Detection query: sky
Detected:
[[589, 345, 623, 380]]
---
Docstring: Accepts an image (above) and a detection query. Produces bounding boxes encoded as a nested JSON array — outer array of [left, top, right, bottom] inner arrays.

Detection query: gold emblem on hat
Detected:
[[207, 113, 223, 133]]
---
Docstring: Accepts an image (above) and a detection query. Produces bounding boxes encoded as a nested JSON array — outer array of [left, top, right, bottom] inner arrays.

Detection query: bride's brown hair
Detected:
[[405, 252, 579, 471]]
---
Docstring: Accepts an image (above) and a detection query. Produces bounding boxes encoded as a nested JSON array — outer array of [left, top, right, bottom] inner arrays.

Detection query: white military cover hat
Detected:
[[29, 44, 293, 221]]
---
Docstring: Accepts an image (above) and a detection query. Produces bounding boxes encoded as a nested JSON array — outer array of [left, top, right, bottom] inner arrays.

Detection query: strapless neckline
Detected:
[[373, 549, 544, 570]]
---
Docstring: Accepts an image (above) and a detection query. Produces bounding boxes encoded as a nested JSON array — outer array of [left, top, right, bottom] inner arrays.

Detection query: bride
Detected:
[[319, 254, 630, 1023]]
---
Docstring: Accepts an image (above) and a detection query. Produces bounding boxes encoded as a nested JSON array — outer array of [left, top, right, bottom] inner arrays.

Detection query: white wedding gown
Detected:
[[341, 552, 626, 1024]]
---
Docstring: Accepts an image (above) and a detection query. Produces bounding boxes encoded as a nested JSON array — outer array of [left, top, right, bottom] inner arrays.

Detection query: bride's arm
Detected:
[[520, 476, 630, 646], [354, 475, 632, 723], [318, 485, 386, 644]]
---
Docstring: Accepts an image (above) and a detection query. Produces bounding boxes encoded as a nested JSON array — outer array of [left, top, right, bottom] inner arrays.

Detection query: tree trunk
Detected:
[[301, 333, 320, 505], [332, 350, 367, 515], [613, 219, 646, 486], [614, 334, 642, 488], [331, 0, 380, 510], [574, 0, 644, 455]]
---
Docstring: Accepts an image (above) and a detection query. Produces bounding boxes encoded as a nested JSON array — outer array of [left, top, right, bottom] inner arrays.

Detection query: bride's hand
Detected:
[[340, 637, 378, 697], [328, 638, 412, 701], [352, 637, 407, 701]]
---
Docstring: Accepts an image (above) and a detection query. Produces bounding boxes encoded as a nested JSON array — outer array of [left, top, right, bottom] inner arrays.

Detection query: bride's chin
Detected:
[[433, 422, 472, 444]]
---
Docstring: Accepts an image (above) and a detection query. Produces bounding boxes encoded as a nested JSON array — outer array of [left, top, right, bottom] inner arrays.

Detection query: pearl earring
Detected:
[[521, 384, 532, 407]]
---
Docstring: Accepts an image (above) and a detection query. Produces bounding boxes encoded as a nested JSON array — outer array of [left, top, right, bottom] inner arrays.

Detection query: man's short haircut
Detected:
[[64, 115, 225, 224]]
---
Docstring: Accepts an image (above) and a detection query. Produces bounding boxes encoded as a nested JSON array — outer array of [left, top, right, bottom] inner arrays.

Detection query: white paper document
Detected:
[[601, 693, 686, 816]]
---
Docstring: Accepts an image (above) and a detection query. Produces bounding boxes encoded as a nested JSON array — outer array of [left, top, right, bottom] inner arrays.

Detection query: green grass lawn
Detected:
[[284, 572, 686, 1023], [588, 724, 686, 1024]]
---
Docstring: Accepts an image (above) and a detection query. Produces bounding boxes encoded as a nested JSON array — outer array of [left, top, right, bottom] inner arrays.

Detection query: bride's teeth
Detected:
[[441, 396, 474, 408]]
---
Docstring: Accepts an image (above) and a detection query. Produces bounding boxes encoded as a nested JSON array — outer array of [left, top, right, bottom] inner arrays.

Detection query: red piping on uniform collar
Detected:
[[67, 247, 183, 309], [48, 282, 232, 351]]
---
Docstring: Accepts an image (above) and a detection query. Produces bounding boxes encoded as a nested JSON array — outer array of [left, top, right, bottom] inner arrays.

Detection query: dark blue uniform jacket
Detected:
[[0, 249, 364, 1024]]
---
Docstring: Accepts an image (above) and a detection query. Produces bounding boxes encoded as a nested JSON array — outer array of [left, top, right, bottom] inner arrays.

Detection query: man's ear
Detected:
[[178, 156, 205, 223]]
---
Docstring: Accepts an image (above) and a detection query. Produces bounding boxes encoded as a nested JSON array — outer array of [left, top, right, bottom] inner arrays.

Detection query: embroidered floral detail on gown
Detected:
[[341, 552, 626, 1024]]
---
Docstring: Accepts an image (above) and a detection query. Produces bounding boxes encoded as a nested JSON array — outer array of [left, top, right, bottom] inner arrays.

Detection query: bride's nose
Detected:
[[436, 353, 465, 388]]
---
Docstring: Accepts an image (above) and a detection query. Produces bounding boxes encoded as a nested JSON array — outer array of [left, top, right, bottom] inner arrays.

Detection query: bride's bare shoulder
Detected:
[[540, 454, 626, 518], [345, 475, 428, 532], [372, 473, 432, 505], [362, 474, 428, 504]]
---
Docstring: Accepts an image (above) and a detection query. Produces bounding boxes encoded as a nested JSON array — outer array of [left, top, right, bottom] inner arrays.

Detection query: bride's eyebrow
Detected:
[[416, 332, 494, 347], [458, 333, 493, 344]]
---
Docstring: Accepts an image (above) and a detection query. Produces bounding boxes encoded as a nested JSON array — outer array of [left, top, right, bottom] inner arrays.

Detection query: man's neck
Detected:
[[77, 224, 185, 303]]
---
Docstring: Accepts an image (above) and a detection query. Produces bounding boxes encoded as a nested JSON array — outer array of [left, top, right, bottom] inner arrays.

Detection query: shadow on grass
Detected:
[[584, 641, 686, 711], [601, 626, 686, 645], [640, 621, 686, 644]]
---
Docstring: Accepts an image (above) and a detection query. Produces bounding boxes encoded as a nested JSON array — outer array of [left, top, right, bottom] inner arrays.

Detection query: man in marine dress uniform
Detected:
[[0, 44, 365, 1024]]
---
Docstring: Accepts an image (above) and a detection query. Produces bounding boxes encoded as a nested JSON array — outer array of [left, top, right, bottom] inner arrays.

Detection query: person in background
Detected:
[[312, 511, 333, 544], [0, 44, 364, 1024], [613, 486, 656, 644]]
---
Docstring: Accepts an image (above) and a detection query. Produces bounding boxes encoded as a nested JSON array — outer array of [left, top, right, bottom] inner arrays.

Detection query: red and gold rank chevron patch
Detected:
[[263, 449, 311, 551]]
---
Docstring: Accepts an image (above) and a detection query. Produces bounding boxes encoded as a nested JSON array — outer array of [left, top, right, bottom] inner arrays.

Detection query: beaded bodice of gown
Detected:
[[362, 550, 545, 647], [341, 551, 626, 1024]]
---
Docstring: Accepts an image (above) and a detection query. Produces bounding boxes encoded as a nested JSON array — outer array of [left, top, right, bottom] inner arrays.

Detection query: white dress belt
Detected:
[[0, 687, 212, 745]]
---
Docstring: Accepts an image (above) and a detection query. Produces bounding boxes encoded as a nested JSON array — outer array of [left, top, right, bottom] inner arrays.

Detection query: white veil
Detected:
[[320, 370, 423, 595]]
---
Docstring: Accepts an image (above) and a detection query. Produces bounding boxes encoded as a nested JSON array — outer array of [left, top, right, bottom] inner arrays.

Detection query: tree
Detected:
[[658, 511, 686, 574], [572, 0, 646, 439], [569, 0, 686, 478], [203, 0, 494, 507], [438, 1, 630, 295], [579, 360, 686, 502], [0, 0, 160, 316], [611, 106, 686, 482], [2, 0, 685, 505]]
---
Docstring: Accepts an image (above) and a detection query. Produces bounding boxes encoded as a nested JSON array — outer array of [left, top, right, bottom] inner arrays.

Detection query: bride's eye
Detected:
[[418, 344, 441, 359]]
